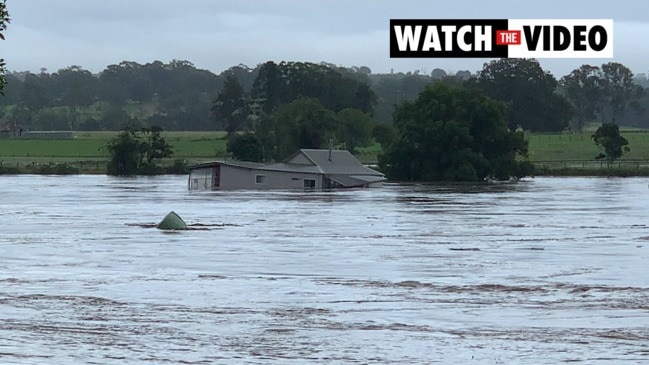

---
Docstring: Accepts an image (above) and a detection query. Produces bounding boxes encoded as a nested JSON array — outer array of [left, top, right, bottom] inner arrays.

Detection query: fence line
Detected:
[[0, 159, 196, 173], [4, 158, 649, 174], [0, 160, 105, 172], [532, 159, 649, 170]]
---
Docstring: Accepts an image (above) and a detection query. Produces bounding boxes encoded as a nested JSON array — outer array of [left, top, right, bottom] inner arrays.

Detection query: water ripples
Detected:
[[1, 176, 649, 363]]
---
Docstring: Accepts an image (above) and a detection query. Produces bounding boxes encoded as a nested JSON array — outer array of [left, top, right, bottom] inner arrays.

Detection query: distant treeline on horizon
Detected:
[[1, 59, 648, 133]]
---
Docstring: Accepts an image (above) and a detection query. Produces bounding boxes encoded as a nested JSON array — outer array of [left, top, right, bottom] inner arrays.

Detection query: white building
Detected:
[[188, 149, 385, 191]]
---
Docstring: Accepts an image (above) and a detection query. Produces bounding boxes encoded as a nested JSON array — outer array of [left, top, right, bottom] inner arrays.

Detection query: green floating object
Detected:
[[157, 211, 188, 230]]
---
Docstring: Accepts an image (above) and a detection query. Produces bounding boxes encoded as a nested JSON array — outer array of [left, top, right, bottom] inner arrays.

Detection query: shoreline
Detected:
[[3, 164, 649, 178]]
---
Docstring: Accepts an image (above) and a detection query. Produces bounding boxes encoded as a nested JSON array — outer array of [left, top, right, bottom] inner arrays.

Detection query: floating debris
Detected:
[[127, 220, 240, 231], [157, 211, 188, 231]]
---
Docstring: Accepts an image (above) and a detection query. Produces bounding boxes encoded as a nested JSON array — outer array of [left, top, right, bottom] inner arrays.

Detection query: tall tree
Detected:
[[431, 68, 447, 80], [50, 66, 98, 129], [560, 65, 604, 131], [250, 61, 377, 116], [0, 73, 22, 106], [251, 61, 284, 115], [20, 73, 51, 112], [354, 82, 377, 114], [0, 0, 9, 95], [99, 62, 143, 105], [370, 73, 432, 124], [379, 83, 532, 182], [256, 97, 338, 161], [51, 66, 98, 108], [211, 74, 249, 133], [600, 62, 644, 123], [470, 58, 572, 132], [336, 108, 374, 152], [221, 64, 257, 91]]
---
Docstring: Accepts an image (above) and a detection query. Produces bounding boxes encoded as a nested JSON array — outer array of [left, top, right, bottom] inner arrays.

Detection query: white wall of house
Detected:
[[220, 165, 323, 190], [188, 167, 214, 191]]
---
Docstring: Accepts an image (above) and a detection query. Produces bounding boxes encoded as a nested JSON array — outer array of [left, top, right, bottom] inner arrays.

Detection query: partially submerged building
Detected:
[[188, 149, 385, 191]]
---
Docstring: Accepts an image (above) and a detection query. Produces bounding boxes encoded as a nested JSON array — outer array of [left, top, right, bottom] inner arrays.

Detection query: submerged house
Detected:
[[188, 149, 386, 191]]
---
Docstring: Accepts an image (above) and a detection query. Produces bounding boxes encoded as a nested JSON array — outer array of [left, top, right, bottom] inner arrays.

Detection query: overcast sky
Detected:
[[2, 0, 648, 78]]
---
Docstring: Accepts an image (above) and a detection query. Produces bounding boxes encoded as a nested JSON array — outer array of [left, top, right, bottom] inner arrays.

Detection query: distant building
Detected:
[[0, 119, 23, 138], [188, 149, 386, 191], [0, 119, 75, 139], [19, 131, 76, 139]]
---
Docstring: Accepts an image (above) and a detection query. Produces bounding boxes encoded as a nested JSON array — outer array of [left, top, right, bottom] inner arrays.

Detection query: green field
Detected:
[[0, 131, 228, 160], [526, 132, 649, 161], [2, 130, 649, 174]]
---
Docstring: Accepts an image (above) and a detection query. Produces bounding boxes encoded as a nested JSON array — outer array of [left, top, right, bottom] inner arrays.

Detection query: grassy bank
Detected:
[[525, 131, 649, 176], [0, 131, 228, 159], [0, 131, 229, 174], [1, 130, 649, 175], [526, 131, 649, 161]]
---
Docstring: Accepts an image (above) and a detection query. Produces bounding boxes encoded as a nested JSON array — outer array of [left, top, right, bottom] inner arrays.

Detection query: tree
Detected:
[[250, 61, 377, 116], [106, 129, 141, 176], [212, 74, 249, 133], [0, 0, 8, 95], [372, 123, 396, 147], [0, 73, 22, 107], [251, 61, 283, 114], [470, 58, 572, 132], [600, 62, 644, 123], [106, 126, 173, 176], [33, 108, 69, 130], [371, 73, 433, 124], [354, 82, 377, 114], [560, 65, 604, 131], [256, 97, 338, 161], [227, 132, 264, 162], [50, 66, 99, 129], [431, 68, 447, 80], [99, 62, 142, 105], [100, 107, 136, 130], [51, 66, 98, 108], [20, 73, 51, 112], [221, 64, 257, 91], [379, 83, 532, 182], [592, 123, 630, 162], [138, 126, 173, 166], [336, 108, 374, 152]]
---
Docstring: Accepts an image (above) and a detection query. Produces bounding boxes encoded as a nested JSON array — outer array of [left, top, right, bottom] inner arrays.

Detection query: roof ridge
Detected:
[[298, 149, 325, 173]]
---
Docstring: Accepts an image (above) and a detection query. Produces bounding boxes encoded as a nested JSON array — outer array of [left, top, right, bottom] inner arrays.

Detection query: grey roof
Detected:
[[289, 149, 384, 176], [190, 149, 384, 178], [191, 160, 321, 174]]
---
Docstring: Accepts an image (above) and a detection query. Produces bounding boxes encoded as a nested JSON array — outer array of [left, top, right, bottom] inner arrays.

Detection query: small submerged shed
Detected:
[[188, 149, 385, 191]]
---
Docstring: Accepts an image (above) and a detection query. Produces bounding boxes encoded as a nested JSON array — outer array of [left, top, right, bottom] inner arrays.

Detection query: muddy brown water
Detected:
[[1, 175, 648, 364]]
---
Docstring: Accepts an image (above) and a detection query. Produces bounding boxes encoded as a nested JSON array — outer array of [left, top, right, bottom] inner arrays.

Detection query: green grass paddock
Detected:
[[2, 130, 649, 175], [0, 131, 228, 159], [525, 131, 649, 161], [2, 130, 648, 161]]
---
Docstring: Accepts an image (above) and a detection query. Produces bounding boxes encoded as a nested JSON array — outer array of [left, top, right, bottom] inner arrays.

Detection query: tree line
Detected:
[[1, 58, 648, 134], [1, 61, 220, 131]]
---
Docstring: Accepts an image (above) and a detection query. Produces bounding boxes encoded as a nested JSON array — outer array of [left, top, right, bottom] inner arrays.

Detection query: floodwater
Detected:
[[1, 175, 649, 364]]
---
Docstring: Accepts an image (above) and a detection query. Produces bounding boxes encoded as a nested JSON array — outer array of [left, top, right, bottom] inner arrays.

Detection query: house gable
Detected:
[[300, 149, 384, 176], [285, 151, 316, 165]]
